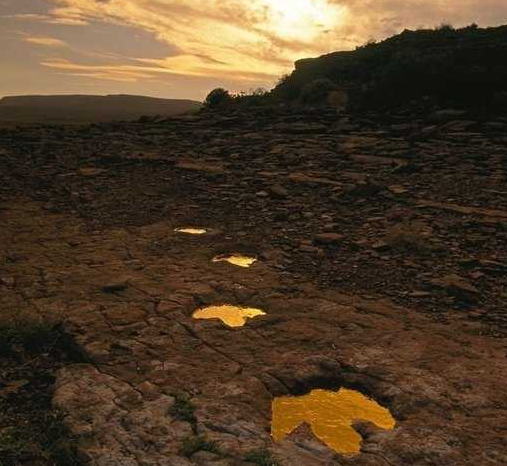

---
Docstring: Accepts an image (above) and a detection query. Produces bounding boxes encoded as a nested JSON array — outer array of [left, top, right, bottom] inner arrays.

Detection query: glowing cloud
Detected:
[[42, 0, 349, 84], [24, 36, 68, 47]]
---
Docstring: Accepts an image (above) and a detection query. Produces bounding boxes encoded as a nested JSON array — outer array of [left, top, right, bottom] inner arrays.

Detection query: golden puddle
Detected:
[[192, 305, 266, 327], [174, 227, 207, 235], [212, 254, 257, 268], [271, 388, 395, 455]]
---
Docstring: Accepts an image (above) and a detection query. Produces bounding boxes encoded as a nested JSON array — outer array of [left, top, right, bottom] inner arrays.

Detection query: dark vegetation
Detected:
[[0, 312, 82, 466], [180, 435, 219, 457], [168, 393, 197, 430], [205, 24, 507, 113], [244, 448, 280, 466]]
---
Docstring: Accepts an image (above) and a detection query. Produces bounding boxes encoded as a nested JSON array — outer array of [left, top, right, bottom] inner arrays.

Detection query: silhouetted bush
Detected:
[[204, 88, 232, 108], [272, 74, 301, 101], [235, 88, 272, 107]]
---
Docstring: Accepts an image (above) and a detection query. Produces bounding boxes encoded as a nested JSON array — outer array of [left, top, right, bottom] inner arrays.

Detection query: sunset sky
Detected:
[[1, 0, 506, 100]]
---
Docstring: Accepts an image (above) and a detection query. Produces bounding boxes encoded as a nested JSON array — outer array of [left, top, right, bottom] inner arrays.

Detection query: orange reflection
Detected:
[[272, 388, 395, 454], [193, 305, 266, 327]]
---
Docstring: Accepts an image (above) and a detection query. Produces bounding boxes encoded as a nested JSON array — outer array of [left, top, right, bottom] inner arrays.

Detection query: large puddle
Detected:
[[174, 227, 207, 235], [271, 388, 395, 455], [212, 254, 257, 268], [192, 305, 266, 327]]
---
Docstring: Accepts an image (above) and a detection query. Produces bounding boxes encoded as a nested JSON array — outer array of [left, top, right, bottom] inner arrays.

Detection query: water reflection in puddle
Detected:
[[212, 254, 257, 268], [193, 305, 266, 327], [174, 228, 207, 235], [272, 388, 395, 455]]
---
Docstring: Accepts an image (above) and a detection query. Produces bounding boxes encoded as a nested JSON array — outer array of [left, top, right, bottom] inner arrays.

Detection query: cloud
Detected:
[[0, 13, 51, 21], [328, 0, 507, 42], [42, 0, 349, 85], [40, 56, 277, 83], [24, 36, 68, 47]]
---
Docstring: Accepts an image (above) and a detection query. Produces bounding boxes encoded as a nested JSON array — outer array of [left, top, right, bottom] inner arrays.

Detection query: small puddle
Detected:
[[192, 305, 266, 327], [212, 254, 257, 268], [174, 227, 207, 235], [271, 388, 395, 455]]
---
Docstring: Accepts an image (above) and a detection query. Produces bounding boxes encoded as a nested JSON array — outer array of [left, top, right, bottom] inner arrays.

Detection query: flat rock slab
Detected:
[[416, 200, 507, 218], [176, 161, 227, 175], [1, 201, 506, 466]]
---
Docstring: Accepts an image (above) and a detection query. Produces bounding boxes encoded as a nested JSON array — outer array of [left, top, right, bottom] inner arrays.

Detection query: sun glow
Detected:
[[261, 0, 346, 40]]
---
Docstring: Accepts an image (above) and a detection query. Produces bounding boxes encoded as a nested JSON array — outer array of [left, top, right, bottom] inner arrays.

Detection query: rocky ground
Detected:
[[0, 107, 506, 465]]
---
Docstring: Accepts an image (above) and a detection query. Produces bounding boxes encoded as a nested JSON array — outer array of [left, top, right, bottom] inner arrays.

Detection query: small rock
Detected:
[[78, 167, 107, 177], [388, 185, 409, 195], [410, 291, 432, 298], [391, 163, 420, 174], [314, 233, 344, 245], [371, 241, 390, 251], [430, 109, 467, 123], [299, 243, 323, 254], [269, 184, 288, 199], [345, 181, 383, 198], [468, 309, 487, 319], [101, 280, 129, 293], [459, 258, 480, 267], [0, 276, 15, 286]]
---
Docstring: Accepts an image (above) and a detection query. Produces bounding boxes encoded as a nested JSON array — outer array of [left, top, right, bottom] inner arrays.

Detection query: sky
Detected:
[[1, 0, 507, 100]]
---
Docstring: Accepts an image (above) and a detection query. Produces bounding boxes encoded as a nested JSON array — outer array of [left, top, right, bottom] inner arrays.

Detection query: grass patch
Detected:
[[0, 412, 80, 466], [0, 427, 33, 463], [244, 448, 280, 466], [168, 394, 197, 430], [41, 411, 82, 466], [0, 310, 82, 466], [180, 435, 219, 458], [0, 311, 60, 357]]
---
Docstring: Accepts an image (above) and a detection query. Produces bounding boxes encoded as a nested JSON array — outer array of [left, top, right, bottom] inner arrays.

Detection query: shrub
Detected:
[[0, 413, 81, 466], [244, 448, 279, 466], [235, 88, 272, 107], [169, 394, 197, 429], [180, 435, 219, 457], [272, 74, 301, 101], [0, 311, 59, 356], [204, 88, 232, 108], [435, 23, 455, 31]]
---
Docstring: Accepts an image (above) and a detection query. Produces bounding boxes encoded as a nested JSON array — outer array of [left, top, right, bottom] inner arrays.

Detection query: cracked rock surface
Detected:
[[1, 108, 507, 465]]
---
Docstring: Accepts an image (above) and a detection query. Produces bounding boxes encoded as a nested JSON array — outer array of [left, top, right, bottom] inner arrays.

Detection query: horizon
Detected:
[[0, 92, 203, 101], [1, 1, 507, 100]]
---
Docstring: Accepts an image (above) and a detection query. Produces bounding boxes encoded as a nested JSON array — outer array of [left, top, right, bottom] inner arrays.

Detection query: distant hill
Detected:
[[272, 24, 507, 111], [0, 94, 202, 124]]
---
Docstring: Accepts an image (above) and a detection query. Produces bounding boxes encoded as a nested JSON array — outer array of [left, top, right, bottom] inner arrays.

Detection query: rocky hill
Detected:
[[0, 94, 201, 124], [273, 24, 507, 111]]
